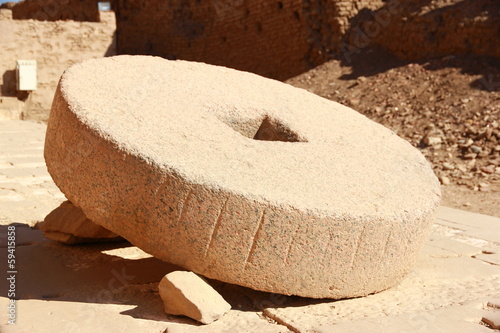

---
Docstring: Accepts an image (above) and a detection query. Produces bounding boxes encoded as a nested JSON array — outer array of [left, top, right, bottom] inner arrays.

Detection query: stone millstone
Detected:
[[44, 55, 441, 298]]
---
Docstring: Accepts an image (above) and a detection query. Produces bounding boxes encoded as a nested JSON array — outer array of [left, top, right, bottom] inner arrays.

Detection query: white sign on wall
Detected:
[[16, 60, 37, 91]]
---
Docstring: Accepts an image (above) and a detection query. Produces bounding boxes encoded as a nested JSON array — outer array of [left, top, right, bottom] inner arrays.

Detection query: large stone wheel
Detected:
[[45, 56, 441, 298]]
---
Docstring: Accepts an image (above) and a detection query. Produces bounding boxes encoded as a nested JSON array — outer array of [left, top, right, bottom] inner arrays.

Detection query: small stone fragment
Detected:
[[479, 182, 490, 192], [463, 153, 477, 160], [470, 145, 482, 154], [482, 312, 500, 329], [424, 136, 442, 146], [442, 162, 455, 170], [439, 175, 451, 185], [480, 165, 495, 174], [159, 271, 231, 324], [41, 201, 123, 245], [466, 160, 477, 170], [462, 138, 474, 147], [485, 127, 493, 139], [487, 298, 500, 309]]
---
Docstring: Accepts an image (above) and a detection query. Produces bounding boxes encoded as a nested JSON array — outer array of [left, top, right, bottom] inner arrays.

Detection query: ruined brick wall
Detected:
[[333, 0, 385, 34], [342, 0, 500, 62], [0, 9, 116, 120], [12, 0, 101, 22], [0, 2, 17, 10], [115, 0, 499, 79], [115, 0, 311, 80], [114, 0, 386, 80], [114, 0, 387, 80]]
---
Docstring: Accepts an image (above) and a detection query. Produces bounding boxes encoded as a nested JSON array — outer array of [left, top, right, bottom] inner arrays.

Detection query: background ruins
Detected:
[[1, 0, 499, 120], [0, 5, 115, 121]]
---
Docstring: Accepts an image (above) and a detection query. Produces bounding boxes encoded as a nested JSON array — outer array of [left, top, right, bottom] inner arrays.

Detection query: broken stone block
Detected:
[[44, 56, 440, 298], [482, 311, 500, 329], [41, 200, 123, 245], [159, 271, 231, 324]]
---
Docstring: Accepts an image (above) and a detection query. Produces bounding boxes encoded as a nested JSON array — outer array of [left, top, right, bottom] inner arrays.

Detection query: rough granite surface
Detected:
[[44, 55, 441, 298]]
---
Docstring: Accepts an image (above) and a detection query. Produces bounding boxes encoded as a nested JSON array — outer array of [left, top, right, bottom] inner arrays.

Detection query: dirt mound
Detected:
[[287, 54, 500, 217]]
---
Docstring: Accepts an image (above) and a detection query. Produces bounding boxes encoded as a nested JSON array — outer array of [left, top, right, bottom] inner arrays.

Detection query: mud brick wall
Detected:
[[115, 0, 499, 79], [7, 0, 499, 84], [343, 0, 500, 61], [113, 0, 384, 80], [12, 0, 101, 22], [115, 0, 308, 80], [0, 10, 116, 120]]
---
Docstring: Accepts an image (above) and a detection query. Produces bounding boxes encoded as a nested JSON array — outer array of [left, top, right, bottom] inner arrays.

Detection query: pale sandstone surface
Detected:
[[0, 122, 498, 332], [312, 301, 496, 333], [158, 271, 231, 324], [0, 120, 64, 224], [44, 55, 441, 298], [40, 200, 122, 244]]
